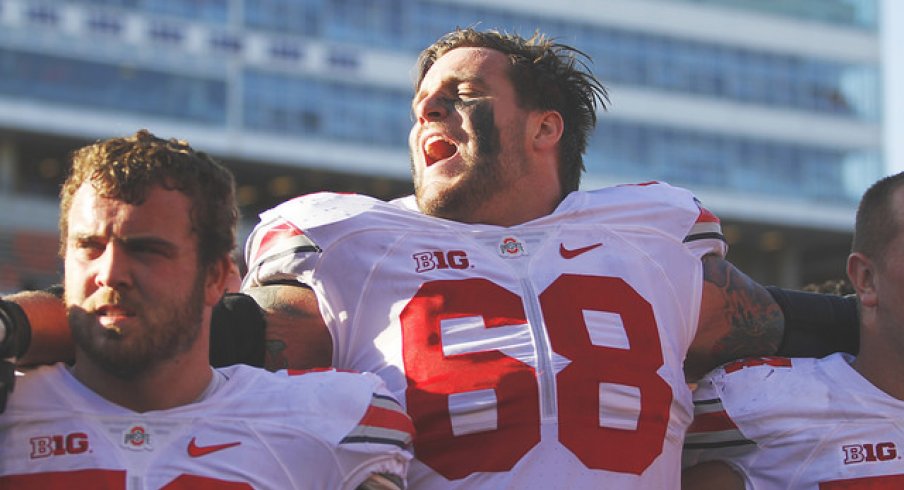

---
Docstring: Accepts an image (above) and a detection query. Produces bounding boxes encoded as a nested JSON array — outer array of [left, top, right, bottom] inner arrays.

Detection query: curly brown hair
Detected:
[[415, 28, 609, 197], [59, 129, 237, 267]]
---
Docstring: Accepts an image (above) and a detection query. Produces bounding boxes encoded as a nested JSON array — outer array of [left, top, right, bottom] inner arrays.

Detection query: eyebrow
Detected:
[[412, 74, 489, 108], [72, 233, 180, 254]]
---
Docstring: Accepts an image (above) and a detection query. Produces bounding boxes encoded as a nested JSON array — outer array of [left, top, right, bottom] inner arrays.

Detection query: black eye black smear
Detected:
[[470, 100, 500, 158]]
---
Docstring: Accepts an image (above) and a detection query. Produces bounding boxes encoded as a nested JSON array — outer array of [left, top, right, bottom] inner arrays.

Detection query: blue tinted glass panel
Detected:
[[67, 0, 227, 23], [589, 120, 880, 204], [243, 70, 410, 148], [0, 49, 226, 124], [657, 0, 877, 29], [243, 0, 324, 36], [239, 1, 878, 120]]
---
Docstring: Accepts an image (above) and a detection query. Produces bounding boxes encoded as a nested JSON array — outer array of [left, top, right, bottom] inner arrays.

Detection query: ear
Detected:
[[203, 255, 234, 307], [847, 252, 877, 307], [529, 110, 564, 152]]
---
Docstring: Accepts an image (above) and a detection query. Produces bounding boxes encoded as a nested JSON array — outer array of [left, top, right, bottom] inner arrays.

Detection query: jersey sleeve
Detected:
[[242, 192, 386, 290], [683, 356, 797, 483], [684, 199, 728, 260], [243, 210, 321, 289], [279, 369, 414, 489], [606, 182, 728, 260], [682, 368, 756, 469]]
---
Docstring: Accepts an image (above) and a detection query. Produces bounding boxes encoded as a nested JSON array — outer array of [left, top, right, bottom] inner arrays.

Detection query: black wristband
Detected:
[[209, 293, 267, 368], [0, 299, 32, 359], [768, 286, 860, 357]]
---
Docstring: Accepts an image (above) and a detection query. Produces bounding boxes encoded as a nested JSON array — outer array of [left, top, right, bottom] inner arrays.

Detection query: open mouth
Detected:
[[424, 136, 458, 166], [96, 304, 134, 334]]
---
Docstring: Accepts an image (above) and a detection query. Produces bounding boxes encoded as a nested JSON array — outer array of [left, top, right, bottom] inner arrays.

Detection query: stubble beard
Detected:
[[67, 272, 206, 379]]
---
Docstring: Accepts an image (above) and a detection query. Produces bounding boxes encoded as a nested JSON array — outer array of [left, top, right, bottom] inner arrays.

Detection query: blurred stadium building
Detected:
[[0, 0, 882, 292]]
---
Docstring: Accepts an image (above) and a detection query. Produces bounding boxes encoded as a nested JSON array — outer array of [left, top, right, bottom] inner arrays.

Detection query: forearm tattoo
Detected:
[[244, 285, 310, 370], [704, 256, 783, 365]]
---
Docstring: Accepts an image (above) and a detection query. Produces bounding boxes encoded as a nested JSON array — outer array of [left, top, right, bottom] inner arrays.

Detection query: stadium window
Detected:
[[210, 33, 242, 54], [27, 5, 59, 26], [148, 22, 185, 44], [86, 13, 123, 35]]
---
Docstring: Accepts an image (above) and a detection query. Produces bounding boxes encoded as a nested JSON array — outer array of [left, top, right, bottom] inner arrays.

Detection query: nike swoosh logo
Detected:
[[559, 242, 602, 259], [187, 437, 241, 458]]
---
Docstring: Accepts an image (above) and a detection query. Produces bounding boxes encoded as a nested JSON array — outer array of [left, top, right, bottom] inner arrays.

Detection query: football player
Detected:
[[0, 131, 412, 489], [683, 172, 904, 489], [236, 29, 857, 488]]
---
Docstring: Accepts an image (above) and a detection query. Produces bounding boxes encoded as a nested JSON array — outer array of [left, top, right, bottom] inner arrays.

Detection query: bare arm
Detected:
[[2, 282, 332, 371], [4, 290, 73, 366], [243, 284, 333, 371], [686, 255, 783, 380], [682, 461, 745, 490]]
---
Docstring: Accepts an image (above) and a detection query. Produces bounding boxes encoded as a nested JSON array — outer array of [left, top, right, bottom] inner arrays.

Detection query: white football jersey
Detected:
[[684, 353, 904, 489], [0, 364, 413, 489], [244, 183, 726, 489]]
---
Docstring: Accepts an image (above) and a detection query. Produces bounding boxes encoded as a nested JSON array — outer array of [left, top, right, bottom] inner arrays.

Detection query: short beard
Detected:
[[68, 272, 206, 379], [412, 102, 504, 222]]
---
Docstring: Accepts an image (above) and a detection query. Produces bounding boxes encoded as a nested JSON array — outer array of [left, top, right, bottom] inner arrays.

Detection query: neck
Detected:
[[474, 174, 564, 227], [475, 194, 561, 226], [851, 332, 904, 401], [71, 348, 213, 413]]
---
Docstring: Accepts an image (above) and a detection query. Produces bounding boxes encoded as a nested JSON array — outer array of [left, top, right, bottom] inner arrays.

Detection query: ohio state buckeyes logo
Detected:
[[497, 236, 527, 257], [121, 424, 153, 451], [413, 250, 470, 273]]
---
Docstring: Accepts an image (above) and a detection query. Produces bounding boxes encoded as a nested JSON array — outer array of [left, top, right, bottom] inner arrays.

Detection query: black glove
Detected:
[[0, 360, 14, 413], [209, 293, 267, 368], [0, 299, 32, 413]]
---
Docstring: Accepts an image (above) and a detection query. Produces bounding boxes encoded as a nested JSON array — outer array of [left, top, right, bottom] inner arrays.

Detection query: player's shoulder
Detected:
[[219, 366, 413, 448], [702, 355, 817, 390], [262, 192, 410, 230], [696, 355, 829, 416], [563, 182, 722, 250], [589, 180, 697, 202], [279, 367, 389, 394], [285, 368, 414, 447], [220, 364, 384, 398], [688, 354, 855, 457], [3, 364, 74, 414], [570, 181, 704, 219], [245, 192, 412, 276]]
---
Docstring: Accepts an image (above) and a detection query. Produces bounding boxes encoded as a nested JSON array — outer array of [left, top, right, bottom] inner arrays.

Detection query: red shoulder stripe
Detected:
[[687, 409, 738, 434], [252, 220, 304, 263]]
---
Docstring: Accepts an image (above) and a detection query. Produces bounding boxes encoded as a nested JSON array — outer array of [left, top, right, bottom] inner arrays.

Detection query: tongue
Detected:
[[426, 140, 457, 164]]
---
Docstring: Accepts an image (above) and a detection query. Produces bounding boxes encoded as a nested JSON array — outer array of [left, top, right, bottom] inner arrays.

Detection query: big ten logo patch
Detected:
[[413, 250, 470, 273], [30, 433, 90, 458], [842, 442, 899, 464]]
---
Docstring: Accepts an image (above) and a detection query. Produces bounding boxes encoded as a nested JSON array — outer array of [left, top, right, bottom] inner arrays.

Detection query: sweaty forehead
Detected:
[[67, 183, 194, 240], [415, 47, 511, 103], [423, 48, 509, 84]]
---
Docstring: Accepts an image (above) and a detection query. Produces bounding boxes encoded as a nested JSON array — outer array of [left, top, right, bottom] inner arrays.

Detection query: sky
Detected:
[[883, 0, 902, 173]]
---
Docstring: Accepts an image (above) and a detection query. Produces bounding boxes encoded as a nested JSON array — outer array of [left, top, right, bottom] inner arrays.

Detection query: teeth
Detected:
[[424, 136, 457, 164]]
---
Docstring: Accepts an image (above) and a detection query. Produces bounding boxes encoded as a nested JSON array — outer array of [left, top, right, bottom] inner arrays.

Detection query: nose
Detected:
[[414, 92, 449, 125], [93, 242, 132, 290]]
